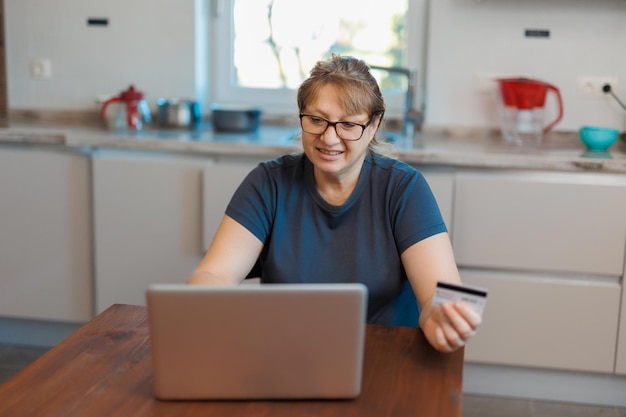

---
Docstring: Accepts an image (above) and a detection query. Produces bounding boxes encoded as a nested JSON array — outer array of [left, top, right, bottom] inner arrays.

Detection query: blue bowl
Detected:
[[579, 126, 619, 152]]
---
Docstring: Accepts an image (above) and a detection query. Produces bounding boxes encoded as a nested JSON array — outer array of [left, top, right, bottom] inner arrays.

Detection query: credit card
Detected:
[[432, 281, 488, 315]]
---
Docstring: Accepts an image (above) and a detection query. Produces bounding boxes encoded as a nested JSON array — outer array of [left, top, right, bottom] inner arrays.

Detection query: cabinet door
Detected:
[[616, 282, 626, 375], [202, 161, 259, 251], [462, 270, 620, 373], [92, 151, 206, 313], [453, 171, 626, 276], [0, 147, 92, 322], [420, 168, 454, 233]]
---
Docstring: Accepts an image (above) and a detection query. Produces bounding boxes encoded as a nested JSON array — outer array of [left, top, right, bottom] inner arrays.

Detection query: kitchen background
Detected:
[[4, 0, 626, 133], [4, 2, 626, 411]]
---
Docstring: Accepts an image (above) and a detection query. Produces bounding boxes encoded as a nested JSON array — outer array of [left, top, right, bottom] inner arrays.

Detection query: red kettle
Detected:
[[100, 85, 151, 130], [497, 78, 563, 145]]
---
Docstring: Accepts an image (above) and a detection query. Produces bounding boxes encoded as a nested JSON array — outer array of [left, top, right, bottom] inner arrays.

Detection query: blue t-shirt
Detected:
[[225, 151, 447, 327]]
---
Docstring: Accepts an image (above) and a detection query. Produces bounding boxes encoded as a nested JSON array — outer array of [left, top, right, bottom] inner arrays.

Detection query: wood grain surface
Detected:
[[0, 304, 463, 417]]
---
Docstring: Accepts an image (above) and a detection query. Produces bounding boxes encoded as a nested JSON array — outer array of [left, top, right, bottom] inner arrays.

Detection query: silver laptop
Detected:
[[146, 283, 368, 400]]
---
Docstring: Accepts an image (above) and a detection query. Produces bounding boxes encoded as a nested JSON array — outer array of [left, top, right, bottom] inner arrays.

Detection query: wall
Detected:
[[5, 0, 626, 132], [427, 0, 626, 131], [4, 0, 197, 111]]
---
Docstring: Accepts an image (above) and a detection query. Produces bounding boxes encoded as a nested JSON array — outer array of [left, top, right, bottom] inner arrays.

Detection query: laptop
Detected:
[[146, 283, 368, 400]]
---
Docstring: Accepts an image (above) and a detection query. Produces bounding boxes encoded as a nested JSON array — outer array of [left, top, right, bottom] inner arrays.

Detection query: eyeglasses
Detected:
[[299, 114, 373, 141]]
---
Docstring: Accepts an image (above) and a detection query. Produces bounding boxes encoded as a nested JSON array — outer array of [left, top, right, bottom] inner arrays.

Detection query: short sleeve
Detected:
[[390, 170, 447, 254]]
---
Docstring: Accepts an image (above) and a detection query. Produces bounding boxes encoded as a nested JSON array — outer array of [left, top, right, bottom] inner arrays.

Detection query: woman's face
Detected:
[[301, 84, 380, 183]]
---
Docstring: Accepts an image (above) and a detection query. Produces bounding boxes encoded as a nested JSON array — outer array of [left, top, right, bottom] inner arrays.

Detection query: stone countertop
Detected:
[[1, 122, 626, 173], [395, 133, 626, 173], [0, 123, 302, 158]]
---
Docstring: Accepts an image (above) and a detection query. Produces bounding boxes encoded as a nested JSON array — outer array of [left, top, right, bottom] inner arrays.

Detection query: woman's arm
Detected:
[[187, 215, 264, 285], [401, 232, 482, 352]]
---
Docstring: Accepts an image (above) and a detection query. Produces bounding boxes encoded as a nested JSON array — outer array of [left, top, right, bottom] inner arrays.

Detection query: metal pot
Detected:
[[156, 98, 201, 129], [211, 104, 262, 133]]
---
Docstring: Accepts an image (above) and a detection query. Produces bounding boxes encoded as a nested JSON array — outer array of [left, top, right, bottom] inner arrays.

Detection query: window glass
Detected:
[[211, 0, 422, 117], [233, 0, 407, 90]]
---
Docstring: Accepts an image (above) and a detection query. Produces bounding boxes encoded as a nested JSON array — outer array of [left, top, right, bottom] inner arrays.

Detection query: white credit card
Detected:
[[432, 281, 488, 315]]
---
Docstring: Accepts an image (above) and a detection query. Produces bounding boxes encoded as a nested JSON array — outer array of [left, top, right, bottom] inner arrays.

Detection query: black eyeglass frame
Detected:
[[299, 113, 379, 141]]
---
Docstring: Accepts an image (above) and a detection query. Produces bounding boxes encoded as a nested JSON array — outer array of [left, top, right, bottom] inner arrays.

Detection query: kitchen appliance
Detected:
[[100, 85, 151, 130], [211, 104, 262, 133], [497, 78, 563, 145], [155, 98, 201, 129]]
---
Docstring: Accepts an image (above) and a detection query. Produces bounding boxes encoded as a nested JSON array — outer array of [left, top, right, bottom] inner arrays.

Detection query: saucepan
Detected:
[[211, 103, 262, 133], [155, 98, 201, 129]]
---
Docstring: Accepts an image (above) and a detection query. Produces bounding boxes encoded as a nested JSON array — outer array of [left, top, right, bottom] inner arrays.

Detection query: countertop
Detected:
[[2, 121, 626, 173]]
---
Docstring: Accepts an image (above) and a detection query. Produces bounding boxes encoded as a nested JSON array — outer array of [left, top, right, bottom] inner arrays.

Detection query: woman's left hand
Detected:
[[421, 300, 482, 353], [400, 233, 482, 352]]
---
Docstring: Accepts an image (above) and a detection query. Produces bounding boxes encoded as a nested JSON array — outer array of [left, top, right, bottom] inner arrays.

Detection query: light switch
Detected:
[[30, 59, 52, 80]]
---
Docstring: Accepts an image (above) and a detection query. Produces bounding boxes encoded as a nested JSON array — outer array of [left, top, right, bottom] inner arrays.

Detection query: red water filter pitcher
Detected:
[[497, 78, 563, 145]]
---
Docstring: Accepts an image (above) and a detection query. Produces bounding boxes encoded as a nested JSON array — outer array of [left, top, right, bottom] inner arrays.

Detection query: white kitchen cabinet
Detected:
[[202, 159, 259, 251], [616, 281, 626, 375], [419, 168, 455, 233], [453, 170, 626, 372], [453, 171, 626, 276], [0, 146, 93, 322], [462, 270, 621, 373], [92, 150, 208, 313]]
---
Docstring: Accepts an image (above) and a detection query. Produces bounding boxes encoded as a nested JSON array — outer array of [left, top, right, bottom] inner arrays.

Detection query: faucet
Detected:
[[369, 65, 423, 139]]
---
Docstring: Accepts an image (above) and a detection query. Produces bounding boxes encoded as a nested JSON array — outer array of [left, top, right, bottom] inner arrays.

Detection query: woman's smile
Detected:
[[316, 147, 344, 158]]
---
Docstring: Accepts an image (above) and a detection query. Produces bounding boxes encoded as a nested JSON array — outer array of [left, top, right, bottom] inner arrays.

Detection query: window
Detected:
[[210, 0, 426, 119]]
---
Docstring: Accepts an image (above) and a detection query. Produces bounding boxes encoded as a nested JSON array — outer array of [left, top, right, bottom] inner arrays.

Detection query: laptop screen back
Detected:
[[146, 283, 368, 400]]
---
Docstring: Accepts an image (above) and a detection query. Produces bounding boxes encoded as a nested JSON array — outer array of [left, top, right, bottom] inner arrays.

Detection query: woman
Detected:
[[188, 54, 480, 352]]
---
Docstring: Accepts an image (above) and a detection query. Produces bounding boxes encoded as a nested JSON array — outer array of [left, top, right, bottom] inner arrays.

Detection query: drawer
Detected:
[[453, 171, 626, 276], [462, 270, 621, 373]]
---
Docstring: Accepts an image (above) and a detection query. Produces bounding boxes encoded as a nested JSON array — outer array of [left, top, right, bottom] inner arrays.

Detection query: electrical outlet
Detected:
[[30, 59, 52, 80], [578, 76, 618, 98]]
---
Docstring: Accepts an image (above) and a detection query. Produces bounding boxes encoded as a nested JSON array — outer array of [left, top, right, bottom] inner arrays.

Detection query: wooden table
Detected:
[[0, 304, 464, 416]]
